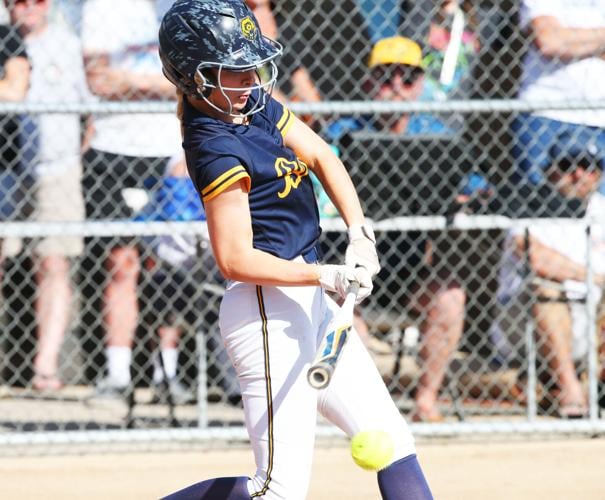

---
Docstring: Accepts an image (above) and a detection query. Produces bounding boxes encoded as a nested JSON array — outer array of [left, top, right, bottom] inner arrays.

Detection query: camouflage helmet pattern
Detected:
[[158, 0, 282, 99]]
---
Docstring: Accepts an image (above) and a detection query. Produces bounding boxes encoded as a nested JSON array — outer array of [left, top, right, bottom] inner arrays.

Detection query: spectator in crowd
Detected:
[[136, 157, 241, 406], [0, 15, 28, 226], [4, 0, 92, 391], [511, 0, 605, 197], [422, 0, 480, 102], [80, 0, 182, 397], [328, 36, 466, 422], [325, 36, 450, 142], [491, 131, 605, 418]]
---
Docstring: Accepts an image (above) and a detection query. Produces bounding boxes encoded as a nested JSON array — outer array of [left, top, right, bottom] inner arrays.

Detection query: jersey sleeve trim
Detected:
[[276, 107, 294, 138], [201, 165, 251, 202]]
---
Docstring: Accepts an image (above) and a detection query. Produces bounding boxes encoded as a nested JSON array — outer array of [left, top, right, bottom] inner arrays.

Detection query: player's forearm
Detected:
[[285, 116, 366, 226], [217, 247, 321, 286], [532, 18, 605, 59], [313, 158, 366, 227]]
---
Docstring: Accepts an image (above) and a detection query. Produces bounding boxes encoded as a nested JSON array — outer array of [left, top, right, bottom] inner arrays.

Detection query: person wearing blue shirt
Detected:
[[325, 36, 467, 425]]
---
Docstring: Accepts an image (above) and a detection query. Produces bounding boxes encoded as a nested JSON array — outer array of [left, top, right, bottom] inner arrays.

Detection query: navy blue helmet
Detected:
[[159, 0, 282, 115]]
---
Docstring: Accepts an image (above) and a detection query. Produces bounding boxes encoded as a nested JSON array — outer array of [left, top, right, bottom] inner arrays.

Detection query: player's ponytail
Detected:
[[176, 89, 185, 139]]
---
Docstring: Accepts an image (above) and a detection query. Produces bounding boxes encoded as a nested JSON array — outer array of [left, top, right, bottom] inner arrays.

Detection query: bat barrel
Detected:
[[307, 362, 334, 390]]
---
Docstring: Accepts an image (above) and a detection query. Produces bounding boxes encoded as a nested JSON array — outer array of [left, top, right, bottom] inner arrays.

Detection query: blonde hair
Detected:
[[176, 89, 185, 139]]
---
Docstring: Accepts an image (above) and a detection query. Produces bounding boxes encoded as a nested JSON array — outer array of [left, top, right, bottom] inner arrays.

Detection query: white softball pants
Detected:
[[219, 279, 416, 500]]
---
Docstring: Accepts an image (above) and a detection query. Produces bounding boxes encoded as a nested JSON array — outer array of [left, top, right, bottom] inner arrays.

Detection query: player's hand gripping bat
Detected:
[[307, 282, 360, 389]]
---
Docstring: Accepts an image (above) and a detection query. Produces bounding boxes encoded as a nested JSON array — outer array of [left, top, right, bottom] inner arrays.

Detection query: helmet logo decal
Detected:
[[240, 16, 257, 41]]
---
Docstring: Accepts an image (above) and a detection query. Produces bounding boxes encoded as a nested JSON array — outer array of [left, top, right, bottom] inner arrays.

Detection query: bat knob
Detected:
[[307, 363, 334, 390]]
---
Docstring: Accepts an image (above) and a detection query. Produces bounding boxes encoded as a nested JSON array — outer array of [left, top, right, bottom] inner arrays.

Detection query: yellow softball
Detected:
[[350, 430, 394, 471]]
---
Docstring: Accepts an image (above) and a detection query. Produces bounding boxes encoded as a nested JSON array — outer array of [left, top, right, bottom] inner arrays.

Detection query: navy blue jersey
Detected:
[[183, 92, 321, 261]]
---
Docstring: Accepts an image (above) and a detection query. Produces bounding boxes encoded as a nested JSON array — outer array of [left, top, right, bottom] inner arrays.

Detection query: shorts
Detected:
[[82, 148, 170, 220], [0, 169, 29, 221], [2, 162, 85, 258]]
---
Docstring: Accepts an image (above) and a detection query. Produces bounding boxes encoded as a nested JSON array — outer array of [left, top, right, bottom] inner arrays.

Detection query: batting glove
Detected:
[[318, 264, 373, 304], [345, 223, 380, 278]]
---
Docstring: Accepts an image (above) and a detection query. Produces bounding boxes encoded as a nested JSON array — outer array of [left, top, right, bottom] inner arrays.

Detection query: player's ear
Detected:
[[195, 69, 215, 98]]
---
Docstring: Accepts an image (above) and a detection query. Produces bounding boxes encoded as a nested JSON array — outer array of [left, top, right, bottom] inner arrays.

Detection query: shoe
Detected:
[[151, 379, 195, 406], [410, 408, 444, 423], [94, 377, 132, 400], [558, 400, 588, 419], [509, 383, 527, 406], [227, 393, 242, 407], [32, 372, 64, 391]]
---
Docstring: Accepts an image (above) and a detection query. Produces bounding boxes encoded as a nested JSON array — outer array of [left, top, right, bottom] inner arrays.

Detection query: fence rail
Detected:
[[0, 99, 604, 115]]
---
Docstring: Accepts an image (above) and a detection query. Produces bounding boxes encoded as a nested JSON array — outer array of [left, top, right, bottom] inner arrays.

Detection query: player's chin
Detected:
[[235, 94, 251, 107]]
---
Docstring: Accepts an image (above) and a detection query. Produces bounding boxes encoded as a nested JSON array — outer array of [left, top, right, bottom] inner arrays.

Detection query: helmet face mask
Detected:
[[193, 43, 281, 117], [159, 0, 282, 117]]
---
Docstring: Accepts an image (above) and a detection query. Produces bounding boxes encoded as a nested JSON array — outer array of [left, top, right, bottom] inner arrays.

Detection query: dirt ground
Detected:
[[2, 437, 604, 499]]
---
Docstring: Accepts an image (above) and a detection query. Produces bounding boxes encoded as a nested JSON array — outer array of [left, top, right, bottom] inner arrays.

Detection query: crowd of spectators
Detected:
[[0, 0, 604, 421]]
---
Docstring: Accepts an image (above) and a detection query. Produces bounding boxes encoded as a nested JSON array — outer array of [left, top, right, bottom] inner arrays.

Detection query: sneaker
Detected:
[[151, 379, 195, 406], [94, 377, 132, 400]]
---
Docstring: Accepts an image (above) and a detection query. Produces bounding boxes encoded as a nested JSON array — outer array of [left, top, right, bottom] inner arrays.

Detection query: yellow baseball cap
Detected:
[[368, 36, 424, 69]]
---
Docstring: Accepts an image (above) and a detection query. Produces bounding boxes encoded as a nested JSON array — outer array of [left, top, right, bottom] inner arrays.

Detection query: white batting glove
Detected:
[[318, 264, 373, 304], [345, 223, 380, 278]]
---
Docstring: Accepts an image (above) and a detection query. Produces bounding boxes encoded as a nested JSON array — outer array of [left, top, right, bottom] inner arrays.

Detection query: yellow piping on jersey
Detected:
[[251, 285, 275, 498], [276, 107, 294, 138], [202, 165, 251, 202]]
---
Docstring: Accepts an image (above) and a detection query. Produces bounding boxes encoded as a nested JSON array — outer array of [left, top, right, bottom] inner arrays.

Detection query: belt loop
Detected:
[[302, 243, 323, 264]]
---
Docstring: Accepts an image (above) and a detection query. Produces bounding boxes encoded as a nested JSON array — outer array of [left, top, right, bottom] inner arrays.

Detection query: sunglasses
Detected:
[[371, 65, 424, 87], [12, 0, 46, 5], [556, 154, 602, 173]]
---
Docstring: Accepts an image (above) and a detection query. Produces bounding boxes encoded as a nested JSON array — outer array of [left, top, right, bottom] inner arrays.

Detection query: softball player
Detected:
[[159, 1, 433, 499]]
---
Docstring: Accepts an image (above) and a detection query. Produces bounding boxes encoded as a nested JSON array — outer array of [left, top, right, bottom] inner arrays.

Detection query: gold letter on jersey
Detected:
[[275, 157, 309, 198]]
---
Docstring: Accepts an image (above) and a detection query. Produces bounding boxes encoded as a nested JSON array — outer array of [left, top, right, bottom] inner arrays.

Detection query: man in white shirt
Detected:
[[492, 129, 605, 418], [511, 0, 605, 195], [79, 0, 182, 397]]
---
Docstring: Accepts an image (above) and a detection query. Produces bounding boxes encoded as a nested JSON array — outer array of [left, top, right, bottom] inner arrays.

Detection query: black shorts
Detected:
[[82, 148, 170, 220]]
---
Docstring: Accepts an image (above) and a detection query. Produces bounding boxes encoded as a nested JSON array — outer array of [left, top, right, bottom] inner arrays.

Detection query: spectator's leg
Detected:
[[533, 287, 586, 415], [155, 326, 179, 383], [414, 282, 465, 421], [103, 245, 140, 387], [32, 255, 71, 390], [152, 325, 194, 405]]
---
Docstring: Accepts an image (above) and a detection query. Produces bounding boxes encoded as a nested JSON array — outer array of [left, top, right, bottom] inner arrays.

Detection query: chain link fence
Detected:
[[1, 0, 605, 452]]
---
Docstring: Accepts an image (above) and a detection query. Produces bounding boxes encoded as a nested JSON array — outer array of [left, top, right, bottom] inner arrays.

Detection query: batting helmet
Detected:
[[158, 0, 282, 115]]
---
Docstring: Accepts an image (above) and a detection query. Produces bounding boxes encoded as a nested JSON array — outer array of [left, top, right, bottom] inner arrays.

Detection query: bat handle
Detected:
[[307, 362, 334, 390], [345, 281, 360, 304]]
